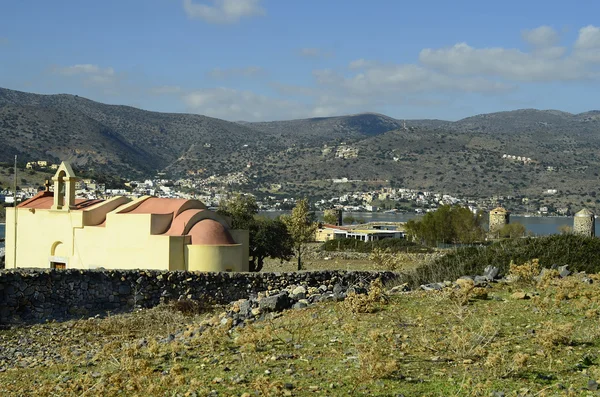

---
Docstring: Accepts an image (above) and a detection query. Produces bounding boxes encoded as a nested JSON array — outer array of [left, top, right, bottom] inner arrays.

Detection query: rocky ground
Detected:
[[2, 261, 600, 396]]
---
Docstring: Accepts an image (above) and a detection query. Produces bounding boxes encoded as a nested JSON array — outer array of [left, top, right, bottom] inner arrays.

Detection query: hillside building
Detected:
[[4, 162, 249, 272]]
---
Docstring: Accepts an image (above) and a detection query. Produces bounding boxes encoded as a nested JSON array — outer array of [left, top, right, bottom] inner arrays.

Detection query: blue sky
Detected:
[[1, 0, 599, 121]]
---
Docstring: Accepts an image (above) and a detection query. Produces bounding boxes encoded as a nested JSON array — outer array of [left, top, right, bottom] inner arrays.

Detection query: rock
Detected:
[[558, 265, 571, 278], [420, 283, 443, 291], [483, 266, 499, 280], [347, 286, 367, 295], [259, 293, 292, 312], [456, 278, 474, 288], [332, 284, 344, 295], [292, 286, 306, 296], [511, 291, 530, 300], [293, 301, 308, 310], [230, 374, 246, 384], [588, 379, 598, 391], [388, 284, 409, 293], [118, 284, 131, 295], [251, 307, 262, 317]]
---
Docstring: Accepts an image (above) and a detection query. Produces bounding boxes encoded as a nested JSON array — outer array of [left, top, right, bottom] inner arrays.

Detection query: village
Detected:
[[0, 160, 574, 217]]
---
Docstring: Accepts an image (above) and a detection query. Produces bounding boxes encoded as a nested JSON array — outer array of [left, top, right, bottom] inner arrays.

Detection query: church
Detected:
[[4, 162, 249, 272]]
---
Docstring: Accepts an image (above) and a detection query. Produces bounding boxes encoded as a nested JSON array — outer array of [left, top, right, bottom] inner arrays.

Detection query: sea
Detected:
[[259, 212, 597, 237], [0, 214, 596, 242]]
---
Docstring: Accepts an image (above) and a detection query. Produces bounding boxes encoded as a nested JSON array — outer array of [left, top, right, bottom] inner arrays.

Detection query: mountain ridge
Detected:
[[2, 87, 600, 210]]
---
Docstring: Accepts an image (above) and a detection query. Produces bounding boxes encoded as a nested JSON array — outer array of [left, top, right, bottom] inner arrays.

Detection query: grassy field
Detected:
[[1, 265, 599, 396], [261, 242, 435, 273]]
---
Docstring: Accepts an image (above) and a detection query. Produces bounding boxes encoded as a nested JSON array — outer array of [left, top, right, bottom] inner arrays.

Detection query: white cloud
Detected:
[[56, 64, 115, 77], [419, 33, 599, 82], [53, 64, 117, 86], [315, 64, 514, 95], [208, 66, 263, 79], [179, 24, 600, 121], [182, 0, 265, 24], [297, 48, 333, 59], [183, 87, 307, 121], [348, 59, 378, 70], [574, 25, 600, 63], [521, 26, 559, 47], [575, 25, 600, 49], [149, 85, 183, 95]]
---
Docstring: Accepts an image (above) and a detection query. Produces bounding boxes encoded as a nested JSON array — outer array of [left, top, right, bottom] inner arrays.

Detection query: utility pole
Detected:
[[13, 155, 17, 268]]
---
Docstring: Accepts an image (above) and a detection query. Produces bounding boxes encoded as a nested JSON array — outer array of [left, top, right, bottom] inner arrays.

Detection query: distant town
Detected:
[[0, 159, 576, 217]]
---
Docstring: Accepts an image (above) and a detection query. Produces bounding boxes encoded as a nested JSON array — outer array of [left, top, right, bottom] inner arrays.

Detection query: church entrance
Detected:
[[50, 262, 66, 269]]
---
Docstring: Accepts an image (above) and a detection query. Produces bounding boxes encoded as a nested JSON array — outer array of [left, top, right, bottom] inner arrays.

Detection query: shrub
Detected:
[[402, 235, 600, 287], [320, 238, 431, 254]]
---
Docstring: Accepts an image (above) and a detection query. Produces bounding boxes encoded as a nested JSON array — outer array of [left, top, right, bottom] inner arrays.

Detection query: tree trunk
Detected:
[[297, 251, 302, 271], [256, 257, 264, 272]]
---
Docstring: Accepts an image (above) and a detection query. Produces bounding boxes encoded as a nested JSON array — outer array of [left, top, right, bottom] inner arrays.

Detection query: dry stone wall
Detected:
[[0, 269, 397, 324]]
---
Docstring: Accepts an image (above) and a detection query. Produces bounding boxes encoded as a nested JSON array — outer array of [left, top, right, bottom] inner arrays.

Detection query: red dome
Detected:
[[188, 219, 236, 245]]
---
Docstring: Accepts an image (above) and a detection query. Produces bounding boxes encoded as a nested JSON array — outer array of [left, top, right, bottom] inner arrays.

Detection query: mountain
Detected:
[[2, 87, 600, 210], [0, 87, 277, 177]]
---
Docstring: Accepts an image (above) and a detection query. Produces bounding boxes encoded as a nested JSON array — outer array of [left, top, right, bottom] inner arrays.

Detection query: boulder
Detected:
[[259, 293, 292, 312], [482, 266, 499, 280]]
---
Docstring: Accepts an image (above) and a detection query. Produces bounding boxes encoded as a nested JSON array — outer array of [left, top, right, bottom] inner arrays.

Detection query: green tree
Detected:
[[218, 194, 293, 272], [343, 215, 356, 225], [251, 217, 294, 272], [217, 194, 258, 230], [405, 205, 484, 246], [323, 210, 338, 225], [282, 198, 318, 270], [499, 222, 527, 239], [558, 225, 573, 235]]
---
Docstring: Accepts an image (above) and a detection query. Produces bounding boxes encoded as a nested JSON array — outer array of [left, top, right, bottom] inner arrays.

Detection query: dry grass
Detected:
[[2, 273, 600, 396]]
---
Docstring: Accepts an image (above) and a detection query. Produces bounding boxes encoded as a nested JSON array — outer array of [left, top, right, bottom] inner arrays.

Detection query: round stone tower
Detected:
[[573, 208, 595, 237], [324, 208, 343, 226], [489, 207, 510, 235]]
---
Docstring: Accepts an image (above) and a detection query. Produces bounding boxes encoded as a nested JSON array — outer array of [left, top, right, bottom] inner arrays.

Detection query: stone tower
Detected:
[[489, 207, 510, 235], [324, 208, 343, 226], [573, 208, 595, 237]]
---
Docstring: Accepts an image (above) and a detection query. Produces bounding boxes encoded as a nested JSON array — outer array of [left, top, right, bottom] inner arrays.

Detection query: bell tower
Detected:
[[51, 162, 78, 210]]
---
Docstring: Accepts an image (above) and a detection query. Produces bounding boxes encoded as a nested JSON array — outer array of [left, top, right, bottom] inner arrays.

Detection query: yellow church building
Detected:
[[4, 162, 249, 272]]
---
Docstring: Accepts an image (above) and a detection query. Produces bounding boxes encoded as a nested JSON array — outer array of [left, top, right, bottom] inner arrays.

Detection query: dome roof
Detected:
[[491, 207, 509, 213], [188, 219, 236, 245], [576, 208, 595, 217]]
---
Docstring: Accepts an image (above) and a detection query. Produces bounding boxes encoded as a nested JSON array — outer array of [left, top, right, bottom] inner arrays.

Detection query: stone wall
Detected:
[[0, 269, 398, 324]]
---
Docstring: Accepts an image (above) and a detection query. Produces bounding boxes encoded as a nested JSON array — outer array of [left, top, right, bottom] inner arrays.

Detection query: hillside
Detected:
[[0, 88, 279, 177], [2, 87, 600, 209]]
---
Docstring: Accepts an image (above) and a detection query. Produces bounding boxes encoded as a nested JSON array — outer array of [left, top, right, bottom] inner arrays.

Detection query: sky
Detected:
[[1, 0, 600, 122]]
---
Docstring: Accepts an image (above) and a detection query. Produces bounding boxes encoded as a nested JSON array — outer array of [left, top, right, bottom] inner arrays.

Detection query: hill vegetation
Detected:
[[2, 87, 600, 209], [403, 234, 600, 287]]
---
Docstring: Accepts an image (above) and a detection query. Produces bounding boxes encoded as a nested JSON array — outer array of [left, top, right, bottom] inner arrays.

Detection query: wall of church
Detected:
[[5, 207, 84, 269], [73, 213, 177, 270], [186, 244, 244, 272]]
